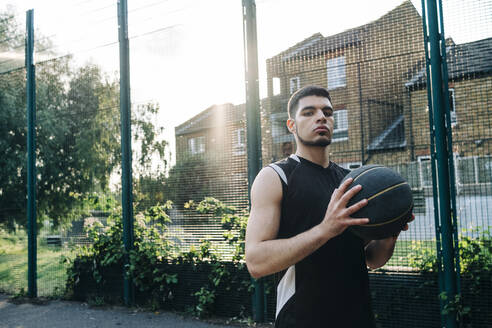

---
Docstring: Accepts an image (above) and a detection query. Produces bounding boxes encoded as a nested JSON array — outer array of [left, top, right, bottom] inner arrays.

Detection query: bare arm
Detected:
[[365, 214, 414, 269], [245, 167, 369, 279], [364, 237, 398, 270]]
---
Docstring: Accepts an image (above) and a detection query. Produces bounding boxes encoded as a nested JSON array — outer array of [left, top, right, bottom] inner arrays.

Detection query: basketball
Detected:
[[340, 165, 414, 240]]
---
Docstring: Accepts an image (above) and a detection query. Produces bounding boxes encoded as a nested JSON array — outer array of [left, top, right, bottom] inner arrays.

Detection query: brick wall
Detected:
[[408, 75, 492, 159], [264, 1, 425, 167]]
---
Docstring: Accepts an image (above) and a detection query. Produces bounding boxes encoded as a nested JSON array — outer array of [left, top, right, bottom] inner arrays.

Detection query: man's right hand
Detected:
[[319, 177, 369, 238]]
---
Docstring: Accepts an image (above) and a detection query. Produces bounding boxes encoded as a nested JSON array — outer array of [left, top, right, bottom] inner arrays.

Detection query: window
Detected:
[[477, 156, 492, 184], [233, 129, 246, 155], [327, 56, 346, 90], [418, 156, 432, 187], [332, 109, 348, 141], [289, 77, 300, 94], [453, 155, 492, 185], [273, 77, 281, 96], [271, 112, 290, 138], [449, 88, 457, 126], [189, 136, 205, 154]]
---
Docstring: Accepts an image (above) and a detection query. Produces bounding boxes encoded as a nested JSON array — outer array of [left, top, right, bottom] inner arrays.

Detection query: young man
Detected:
[[245, 85, 412, 327]]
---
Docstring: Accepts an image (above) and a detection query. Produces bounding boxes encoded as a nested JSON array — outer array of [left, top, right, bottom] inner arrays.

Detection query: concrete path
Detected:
[[0, 294, 270, 328]]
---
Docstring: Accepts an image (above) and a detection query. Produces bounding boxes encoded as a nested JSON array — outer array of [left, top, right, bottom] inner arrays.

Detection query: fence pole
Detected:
[[242, 0, 264, 322], [26, 9, 37, 299], [425, 1, 458, 327], [436, 0, 461, 292], [117, 0, 134, 306], [420, 2, 445, 326]]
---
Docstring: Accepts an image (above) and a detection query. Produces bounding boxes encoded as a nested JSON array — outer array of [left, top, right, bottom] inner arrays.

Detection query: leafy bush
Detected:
[[65, 201, 178, 306], [407, 229, 492, 326], [65, 197, 255, 318]]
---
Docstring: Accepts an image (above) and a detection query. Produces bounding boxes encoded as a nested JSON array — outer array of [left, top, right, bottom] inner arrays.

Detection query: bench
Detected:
[[46, 235, 62, 246]]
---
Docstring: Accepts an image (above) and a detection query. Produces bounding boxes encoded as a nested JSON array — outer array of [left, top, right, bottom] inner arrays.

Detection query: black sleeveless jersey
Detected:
[[269, 154, 375, 328]]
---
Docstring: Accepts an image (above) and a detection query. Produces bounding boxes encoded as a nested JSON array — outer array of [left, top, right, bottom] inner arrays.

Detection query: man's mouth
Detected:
[[314, 127, 329, 133]]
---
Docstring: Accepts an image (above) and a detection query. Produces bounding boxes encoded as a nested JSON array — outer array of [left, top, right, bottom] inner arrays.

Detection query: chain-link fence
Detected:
[[0, 0, 490, 326], [0, 9, 28, 295]]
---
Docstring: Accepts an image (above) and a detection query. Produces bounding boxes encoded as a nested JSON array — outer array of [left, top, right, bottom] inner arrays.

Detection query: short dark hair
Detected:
[[287, 85, 332, 119]]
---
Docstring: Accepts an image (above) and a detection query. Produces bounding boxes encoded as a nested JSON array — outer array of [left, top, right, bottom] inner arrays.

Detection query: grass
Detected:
[[384, 239, 436, 268], [0, 230, 74, 297]]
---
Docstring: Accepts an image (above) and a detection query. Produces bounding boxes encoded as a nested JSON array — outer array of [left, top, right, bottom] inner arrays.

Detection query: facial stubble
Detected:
[[295, 124, 332, 147]]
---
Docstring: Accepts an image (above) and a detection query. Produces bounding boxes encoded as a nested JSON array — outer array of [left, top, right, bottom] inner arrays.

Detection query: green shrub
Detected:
[[65, 197, 255, 319], [65, 201, 178, 306], [407, 229, 492, 326]]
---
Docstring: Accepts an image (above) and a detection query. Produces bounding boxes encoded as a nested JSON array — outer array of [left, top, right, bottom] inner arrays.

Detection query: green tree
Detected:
[[0, 11, 167, 229], [0, 68, 26, 230]]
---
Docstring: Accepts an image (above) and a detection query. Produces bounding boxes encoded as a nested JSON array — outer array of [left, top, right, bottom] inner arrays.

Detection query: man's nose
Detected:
[[315, 110, 327, 122]]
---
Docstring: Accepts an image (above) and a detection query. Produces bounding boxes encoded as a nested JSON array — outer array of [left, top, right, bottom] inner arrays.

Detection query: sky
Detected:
[[2, 0, 491, 167]]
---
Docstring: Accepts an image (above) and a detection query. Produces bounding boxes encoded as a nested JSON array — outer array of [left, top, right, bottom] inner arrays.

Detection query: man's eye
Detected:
[[324, 111, 333, 117]]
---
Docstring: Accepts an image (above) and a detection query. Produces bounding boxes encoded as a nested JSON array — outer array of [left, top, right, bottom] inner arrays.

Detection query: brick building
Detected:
[[404, 37, 492, 189], [264, 0, 425, 168], [173, 1, 491, 200], [174, 103, 249, 208], [173, 1, 426, 204]]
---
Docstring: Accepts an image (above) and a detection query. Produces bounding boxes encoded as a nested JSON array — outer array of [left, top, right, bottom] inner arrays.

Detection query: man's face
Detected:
[[287, 95, 334, 148]]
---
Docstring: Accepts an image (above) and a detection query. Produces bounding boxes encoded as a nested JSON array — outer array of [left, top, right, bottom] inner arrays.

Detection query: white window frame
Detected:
[[477, 155, 492, 184], [189, 136, 205, 155], [332, 109, 348, 142], [326, 56, 346, 90], [289, 76, 300, 94], [449, 88, 457, 126], [233, 128, 246, 156], [418, 155, 431, 187], [456, 155, 478, 185], [455, 155, 492, 186]]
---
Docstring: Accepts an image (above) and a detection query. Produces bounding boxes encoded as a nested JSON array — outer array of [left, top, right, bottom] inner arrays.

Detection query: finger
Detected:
[[402, 224, 409, 231], [338, 178, 354, 194], [345, 217, 369, 226], [340, 184, 363, 206], [332, 188, 339, 199], [345, 198, 368, 216], [408, 214, 415, 222]]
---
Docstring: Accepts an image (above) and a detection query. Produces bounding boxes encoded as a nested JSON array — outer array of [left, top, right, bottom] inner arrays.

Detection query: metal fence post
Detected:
[[420, 2, 445, 326], [242, 0, 264, 322], [436, 0, 461, 292], [117, 0, 135, 306], [26, 8, 37, 299], [424, 1, 458, 327]]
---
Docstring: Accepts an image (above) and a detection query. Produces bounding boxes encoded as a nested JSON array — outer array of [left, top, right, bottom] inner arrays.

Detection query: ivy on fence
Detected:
[[64, 197, 259, 319]]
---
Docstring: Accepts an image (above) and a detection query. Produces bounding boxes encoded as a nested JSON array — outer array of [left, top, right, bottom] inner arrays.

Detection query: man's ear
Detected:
[[287, 118, 295, 134]]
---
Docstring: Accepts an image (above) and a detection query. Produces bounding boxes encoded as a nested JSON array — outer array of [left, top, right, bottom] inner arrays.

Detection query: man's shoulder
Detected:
[[267, 155, 302, 186], [270, 155, 301, 168]]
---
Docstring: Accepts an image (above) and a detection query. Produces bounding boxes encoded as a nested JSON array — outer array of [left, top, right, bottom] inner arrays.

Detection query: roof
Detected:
[[175, 103, 245, 136], [278, 33, 325, 61], [279, 29, 363, 61], [367, 114, 406, 151], [270, 1, 417, 62], [405, 37, 492, 88]]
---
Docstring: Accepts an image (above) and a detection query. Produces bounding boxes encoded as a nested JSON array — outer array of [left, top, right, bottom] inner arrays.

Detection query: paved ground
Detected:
[[0, 294, 271, 328]]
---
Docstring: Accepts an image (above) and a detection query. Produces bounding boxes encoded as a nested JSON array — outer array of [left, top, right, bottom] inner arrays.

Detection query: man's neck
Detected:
[[295, 147, 331, 168]]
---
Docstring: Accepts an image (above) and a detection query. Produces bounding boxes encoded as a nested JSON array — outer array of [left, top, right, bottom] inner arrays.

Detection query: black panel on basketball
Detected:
[[340, 165, 414, 240]]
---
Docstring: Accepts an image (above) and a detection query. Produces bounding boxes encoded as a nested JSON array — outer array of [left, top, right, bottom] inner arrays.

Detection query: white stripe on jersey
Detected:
[[276, 265, 296, 318]]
